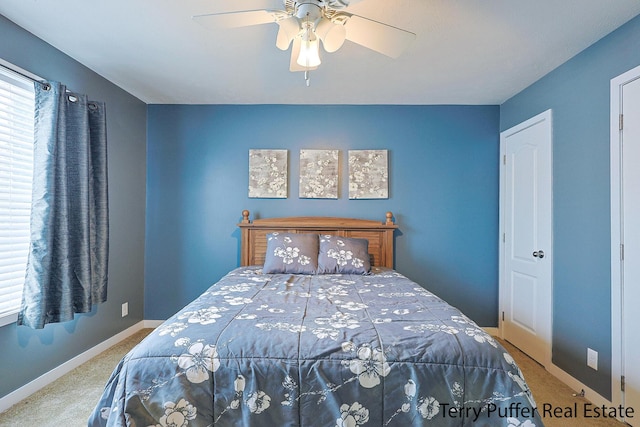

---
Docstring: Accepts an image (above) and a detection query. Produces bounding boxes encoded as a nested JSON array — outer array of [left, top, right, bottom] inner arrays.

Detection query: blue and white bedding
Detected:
[[89, 267, 544, 426]]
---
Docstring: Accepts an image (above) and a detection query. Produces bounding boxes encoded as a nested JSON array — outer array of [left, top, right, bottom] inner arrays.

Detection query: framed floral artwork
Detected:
[[248, 149, 288, 198], [299, 149, 339, 199], [348, 149, 389, 199]]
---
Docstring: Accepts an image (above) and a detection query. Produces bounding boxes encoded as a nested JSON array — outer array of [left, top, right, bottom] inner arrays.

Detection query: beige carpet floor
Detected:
[[0, 329, 153, 427], [0, 330, 628, 426]]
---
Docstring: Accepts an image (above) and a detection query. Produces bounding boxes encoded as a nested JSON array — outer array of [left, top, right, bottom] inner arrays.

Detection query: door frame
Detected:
[[610, 64, 640, 411], [498, 109, 554, 369]]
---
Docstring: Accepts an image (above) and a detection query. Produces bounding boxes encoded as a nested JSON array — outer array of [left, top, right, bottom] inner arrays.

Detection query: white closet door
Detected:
[[500, 110, 553, 368]]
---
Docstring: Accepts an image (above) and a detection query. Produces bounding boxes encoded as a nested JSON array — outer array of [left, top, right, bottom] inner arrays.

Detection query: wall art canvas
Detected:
[[299, 149, 339, 199], [348, 149, 389, 199], [248, 149, 288, 198]]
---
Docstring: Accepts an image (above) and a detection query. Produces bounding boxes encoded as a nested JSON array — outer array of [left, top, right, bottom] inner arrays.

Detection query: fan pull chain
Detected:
[[304, 70, 311, 87]]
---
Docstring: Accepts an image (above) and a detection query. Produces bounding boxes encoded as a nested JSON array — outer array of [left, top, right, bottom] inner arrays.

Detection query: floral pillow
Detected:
[[317, 235, 371, 275], [263, 232, 319, 274]]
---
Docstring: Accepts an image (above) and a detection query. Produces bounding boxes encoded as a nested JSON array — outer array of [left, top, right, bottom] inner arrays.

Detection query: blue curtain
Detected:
[[18, 82, 109, 329]]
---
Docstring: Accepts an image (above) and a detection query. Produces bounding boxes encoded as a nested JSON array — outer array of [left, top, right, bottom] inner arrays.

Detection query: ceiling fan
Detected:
[[193, 0, 416, 85]]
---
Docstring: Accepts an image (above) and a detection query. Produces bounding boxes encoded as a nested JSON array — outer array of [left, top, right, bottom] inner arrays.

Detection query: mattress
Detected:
[[89, 267, 544, 426]]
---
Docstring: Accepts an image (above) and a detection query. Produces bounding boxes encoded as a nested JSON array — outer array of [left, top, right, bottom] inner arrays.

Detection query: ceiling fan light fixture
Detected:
[[275, 16, 300, 50], [316, 17, 346, 53], [297, 36, 321, 68], [296, 23, 321, 68]]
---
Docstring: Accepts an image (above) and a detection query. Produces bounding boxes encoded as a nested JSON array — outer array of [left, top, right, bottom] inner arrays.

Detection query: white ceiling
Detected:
[[2, 0, 640, 105]]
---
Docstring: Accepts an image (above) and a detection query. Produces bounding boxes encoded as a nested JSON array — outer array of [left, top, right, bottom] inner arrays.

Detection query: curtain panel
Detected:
[[18, 82, 109, 329]]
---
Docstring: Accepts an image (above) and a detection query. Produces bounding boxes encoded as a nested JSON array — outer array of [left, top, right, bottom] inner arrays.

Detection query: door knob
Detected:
[[533, 250, 545, 259]]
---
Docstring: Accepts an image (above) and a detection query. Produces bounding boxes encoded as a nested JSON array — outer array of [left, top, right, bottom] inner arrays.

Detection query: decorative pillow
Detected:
[[317, 235, 371, 274], [263, 232, 319, 274]]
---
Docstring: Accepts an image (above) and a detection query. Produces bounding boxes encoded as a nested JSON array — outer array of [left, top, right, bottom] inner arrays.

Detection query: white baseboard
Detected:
[[0, 321, 146, 414], [547, 363, 612, 407], [143, 319, 165, 328]]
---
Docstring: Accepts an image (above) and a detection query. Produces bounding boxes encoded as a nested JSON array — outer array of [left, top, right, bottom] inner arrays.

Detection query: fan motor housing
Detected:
[[294, 2, 324, 21]]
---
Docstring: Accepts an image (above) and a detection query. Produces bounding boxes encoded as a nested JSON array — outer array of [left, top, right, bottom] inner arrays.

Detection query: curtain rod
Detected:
[[0, 61, 48, 87]]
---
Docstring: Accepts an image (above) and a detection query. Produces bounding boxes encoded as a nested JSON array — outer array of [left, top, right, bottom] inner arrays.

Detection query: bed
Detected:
[[89, 211, 544, 426]]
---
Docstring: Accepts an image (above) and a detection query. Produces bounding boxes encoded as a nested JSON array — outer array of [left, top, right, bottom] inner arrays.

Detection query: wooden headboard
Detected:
[[238, 210, 398, 268]]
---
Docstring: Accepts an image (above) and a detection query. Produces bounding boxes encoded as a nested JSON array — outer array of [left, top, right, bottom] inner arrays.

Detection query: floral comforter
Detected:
[[89, 267, 544, 427]]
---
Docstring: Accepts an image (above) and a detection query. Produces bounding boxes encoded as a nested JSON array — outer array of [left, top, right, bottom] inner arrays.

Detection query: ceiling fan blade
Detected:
[[289, 37, 318, 72], [343, 14, 415, 58], [193, 9, 281, 29]]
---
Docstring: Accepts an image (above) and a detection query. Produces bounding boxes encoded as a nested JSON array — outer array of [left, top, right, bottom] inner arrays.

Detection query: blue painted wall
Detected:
[[145, 105, 501, 326], [500, 14, 640, 399], [0, 16, 147, 399]]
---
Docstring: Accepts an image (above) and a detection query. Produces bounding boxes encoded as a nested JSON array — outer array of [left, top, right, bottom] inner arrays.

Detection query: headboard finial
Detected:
[[385, 212, 394, 225], [241, 210, 251, 224]]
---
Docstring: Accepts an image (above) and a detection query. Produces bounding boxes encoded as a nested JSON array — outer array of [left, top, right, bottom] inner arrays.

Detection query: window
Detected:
[[0, 66, 35, 327]]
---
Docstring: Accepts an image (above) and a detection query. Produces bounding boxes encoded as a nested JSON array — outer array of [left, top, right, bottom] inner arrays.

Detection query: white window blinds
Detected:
[[0, 66, 35, 323]]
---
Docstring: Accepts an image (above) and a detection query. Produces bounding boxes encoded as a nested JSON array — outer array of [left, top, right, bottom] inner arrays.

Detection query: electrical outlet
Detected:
[[587, 348, 598, 370], [121, 302, 128, 317]]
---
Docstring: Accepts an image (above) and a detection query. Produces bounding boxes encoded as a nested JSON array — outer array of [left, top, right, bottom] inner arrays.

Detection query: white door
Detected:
[[612, 70, 640, 427], [500, 110, 553, 368]]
